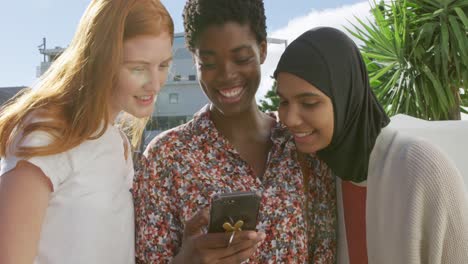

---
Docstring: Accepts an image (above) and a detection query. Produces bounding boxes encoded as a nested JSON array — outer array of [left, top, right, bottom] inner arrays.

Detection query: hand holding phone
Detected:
[[208, 191, 261, 233], [173, 206, 266, 264]]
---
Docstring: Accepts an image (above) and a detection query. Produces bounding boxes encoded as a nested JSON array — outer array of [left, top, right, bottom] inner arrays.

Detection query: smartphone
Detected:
[[208, 191, 261, 233]]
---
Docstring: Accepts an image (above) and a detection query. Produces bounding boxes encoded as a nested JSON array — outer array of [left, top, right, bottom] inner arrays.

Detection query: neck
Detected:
[[210, 103, 273, 142]]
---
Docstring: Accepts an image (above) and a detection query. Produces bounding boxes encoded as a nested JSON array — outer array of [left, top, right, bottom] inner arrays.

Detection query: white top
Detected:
[[390, 114, 468, 190], [365, 126, 468, 264], [0, 124, 135, 264]]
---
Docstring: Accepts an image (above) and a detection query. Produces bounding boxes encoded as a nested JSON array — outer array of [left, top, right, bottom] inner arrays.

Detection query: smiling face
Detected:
[[193, 22, 267, 117], [109, 33, 173, 120], [277, 72, 334, 154]]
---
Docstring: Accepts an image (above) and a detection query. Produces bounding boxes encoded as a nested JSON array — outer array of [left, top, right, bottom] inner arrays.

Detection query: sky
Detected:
[[0, 0, 370, 100]]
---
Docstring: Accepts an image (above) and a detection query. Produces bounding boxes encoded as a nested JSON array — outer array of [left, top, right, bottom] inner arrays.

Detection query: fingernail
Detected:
[[247, 232, 257, 240]]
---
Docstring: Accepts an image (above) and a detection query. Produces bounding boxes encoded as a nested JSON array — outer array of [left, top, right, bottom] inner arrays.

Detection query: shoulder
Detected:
[[8, 112, 56, 153], [406, 137, 460, 180], [384, 131, 464, 195], [133, 123, 196, 189], [270, 120, 294, 146], [390, 132, 454, 172], [143, 120, 196, 160]]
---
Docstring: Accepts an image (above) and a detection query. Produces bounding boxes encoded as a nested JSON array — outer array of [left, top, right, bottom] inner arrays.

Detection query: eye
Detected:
[[235, 57, 252, 64], [302, 102, 318, 108], [131, 66, 146, 73], [159, 62, 171, 71], [196, 56, 216, 70], [279, 99, 289, 106], [198, 62, 215, 70]]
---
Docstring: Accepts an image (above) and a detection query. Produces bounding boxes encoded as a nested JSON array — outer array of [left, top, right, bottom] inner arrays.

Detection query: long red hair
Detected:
[[0, 0, 173, 158]]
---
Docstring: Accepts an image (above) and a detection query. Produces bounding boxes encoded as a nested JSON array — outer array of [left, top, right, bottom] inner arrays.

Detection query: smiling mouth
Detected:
[[218, 86, 244, 98], [136, 95, 152, 100], [135, 95, 154, 104], [293, 131, 315, 138]]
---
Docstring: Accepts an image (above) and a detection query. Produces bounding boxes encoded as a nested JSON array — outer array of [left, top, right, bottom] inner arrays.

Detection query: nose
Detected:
[[217, 61, 237, 81], [144, 69, 163, 94], [281, 104, 303, 129]]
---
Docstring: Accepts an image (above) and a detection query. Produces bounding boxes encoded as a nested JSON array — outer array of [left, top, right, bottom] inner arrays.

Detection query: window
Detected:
[[189, 75, 196, 81], [169, 93, 179, 104]]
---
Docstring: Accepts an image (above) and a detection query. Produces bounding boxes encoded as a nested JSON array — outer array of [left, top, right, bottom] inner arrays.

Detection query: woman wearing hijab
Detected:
[[274, 27, 468, 264]]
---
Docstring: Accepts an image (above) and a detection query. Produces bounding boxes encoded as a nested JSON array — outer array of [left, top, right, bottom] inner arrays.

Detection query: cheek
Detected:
[[322, 119, 334, 145], [114, 75, 139, 100], [159, 70, 169, 86], [110, 85, 125, 108], [305, 107, 333, 136], [113, 82, 130, 100], [320, 104, 334, 145], [130, 72, 150, 87], [244, 65, 261, 84], [277, 108, 285, 121], [198, 72, 216, 94], [120, 69, 152, 89], [277, 107, 289, 124], [197, 70, 210, 86]]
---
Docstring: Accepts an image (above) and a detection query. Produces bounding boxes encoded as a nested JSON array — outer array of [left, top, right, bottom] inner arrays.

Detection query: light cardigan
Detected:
[[336, 126, 468, 264]]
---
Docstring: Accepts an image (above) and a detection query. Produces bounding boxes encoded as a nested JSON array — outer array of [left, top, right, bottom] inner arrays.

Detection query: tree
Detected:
[[348, 0, 468, 120], [259, 77, 280, 112]]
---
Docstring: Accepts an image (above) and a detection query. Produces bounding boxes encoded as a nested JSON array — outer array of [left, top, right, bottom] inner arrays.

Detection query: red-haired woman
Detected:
[[0, 1, 173, 263]]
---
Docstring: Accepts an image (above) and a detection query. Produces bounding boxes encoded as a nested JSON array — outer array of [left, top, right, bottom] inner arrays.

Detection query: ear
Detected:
[[259, 40, 267, 64], [191, 52, 201, 71], [190, 47, 198, 63]]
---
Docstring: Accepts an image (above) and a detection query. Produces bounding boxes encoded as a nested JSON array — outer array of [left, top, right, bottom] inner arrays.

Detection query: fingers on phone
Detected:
[[235, 231, 266, 243], [220, 240, 261, 263], [195, 231, 264, 249], [189, 231, 265, 263], [184, 208, 210, 237]]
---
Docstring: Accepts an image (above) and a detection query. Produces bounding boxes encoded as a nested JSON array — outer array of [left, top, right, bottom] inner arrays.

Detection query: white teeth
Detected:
[[295, 132, 313, 138], [219, 87, 243, 98], [137, 95, 151, 100]]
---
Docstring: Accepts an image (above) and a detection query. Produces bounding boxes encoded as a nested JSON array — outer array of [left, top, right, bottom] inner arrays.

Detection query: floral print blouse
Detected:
[[133, 105, 337, 263]]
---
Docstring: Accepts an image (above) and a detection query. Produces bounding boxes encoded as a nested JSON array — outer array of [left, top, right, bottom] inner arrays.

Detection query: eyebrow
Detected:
[[123, 60, 150, 65], [198, 45, 252, 56], [123, 56, 173, 65], [277, 91, 320, 99], [161, 56, 173, 63]]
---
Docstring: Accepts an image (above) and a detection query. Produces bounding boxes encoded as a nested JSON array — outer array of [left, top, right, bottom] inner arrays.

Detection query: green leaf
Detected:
[[370, 62, 398, 83], [454, 7, 468, 29], [348, 0, 466, 120], [440, 21, 450, 80]]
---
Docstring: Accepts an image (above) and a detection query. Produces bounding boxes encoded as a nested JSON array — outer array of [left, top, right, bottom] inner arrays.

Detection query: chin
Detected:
[[135, 113, 152, 119], [212, 104, 241, 116], [127, 109, 153, 119], [298, 148, 316, 155], [296, 144, 319, 154]]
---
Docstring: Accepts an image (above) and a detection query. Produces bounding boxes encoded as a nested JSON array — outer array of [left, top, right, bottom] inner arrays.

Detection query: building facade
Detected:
[[147, 33, 209, 132], [0, 86, 28, 106], [37, 43, 65, 78]]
